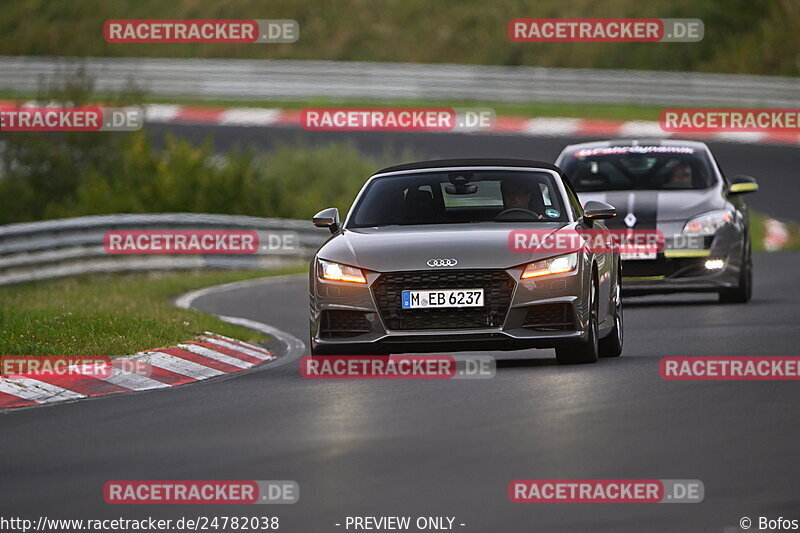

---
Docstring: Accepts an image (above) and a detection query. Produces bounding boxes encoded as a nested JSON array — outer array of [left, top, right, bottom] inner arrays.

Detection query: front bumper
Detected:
[[310, 263, 591, 355], [312, 329, 588, 355], [622, 227, 745, 295]]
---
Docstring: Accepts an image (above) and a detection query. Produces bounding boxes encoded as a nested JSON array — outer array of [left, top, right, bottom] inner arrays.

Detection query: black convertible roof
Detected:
[[375, 158, 564, 175]]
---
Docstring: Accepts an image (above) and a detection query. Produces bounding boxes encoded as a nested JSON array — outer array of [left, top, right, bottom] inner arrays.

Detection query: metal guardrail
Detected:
[[1, 56, 799, 107], [0, 213, 329, 285]]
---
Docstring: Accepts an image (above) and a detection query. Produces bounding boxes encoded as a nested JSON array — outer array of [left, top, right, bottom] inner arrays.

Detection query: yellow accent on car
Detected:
[[664, 249, 712, 258], [729, 182, 759, 193], [623, 275, 667, 281]]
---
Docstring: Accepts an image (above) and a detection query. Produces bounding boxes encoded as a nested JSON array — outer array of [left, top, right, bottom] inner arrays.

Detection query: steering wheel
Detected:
[[494, 208, 541, 221]]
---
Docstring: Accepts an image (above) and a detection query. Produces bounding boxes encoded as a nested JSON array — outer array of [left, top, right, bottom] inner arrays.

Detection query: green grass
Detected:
[[207, 99, 664, 122], [0, 0, 797, 76], [0, 90, 666, 122], [0, 267, 307, 357], [750, 211, 768, 252]]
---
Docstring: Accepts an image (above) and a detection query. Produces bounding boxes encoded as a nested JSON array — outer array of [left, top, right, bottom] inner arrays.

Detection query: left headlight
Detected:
[[682, 210, 734, 235], [318, 259, 367, 284], [521, 253, 578, 279]]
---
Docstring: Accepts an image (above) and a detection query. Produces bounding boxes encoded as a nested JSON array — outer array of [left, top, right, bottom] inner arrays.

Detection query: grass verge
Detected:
[[156, 97, 666, 122], [0, 266, 307, 357], [0, 89, 665, 122]]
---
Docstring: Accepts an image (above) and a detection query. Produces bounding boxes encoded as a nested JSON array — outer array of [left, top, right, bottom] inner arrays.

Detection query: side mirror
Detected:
[[582, 201, 616, 225], [313, 207, 340, 234], [729, 175, 759, 194]]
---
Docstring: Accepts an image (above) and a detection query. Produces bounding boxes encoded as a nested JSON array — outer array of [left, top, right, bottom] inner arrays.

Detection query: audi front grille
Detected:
[[370, 269, 516, 331]]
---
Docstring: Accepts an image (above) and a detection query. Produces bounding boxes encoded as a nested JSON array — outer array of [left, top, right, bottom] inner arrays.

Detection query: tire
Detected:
[[556, 274, 599, 365], [719, 240, 752, 304], [599, 269, 623, 358]]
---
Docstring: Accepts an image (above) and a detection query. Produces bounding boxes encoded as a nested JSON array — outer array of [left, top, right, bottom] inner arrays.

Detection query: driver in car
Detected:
[[664, 162, 694, 188], [501, 179, 544, 218]]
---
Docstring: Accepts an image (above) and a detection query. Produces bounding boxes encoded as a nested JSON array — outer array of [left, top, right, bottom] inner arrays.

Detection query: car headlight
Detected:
[[318, 259, 367, 284], [521, 253, 578, 279], [682, 210, 734, 235]]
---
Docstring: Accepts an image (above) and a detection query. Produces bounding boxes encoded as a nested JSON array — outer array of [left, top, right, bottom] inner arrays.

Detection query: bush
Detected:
[[0, 129, 395, 223], [0, 72, 401, 223]]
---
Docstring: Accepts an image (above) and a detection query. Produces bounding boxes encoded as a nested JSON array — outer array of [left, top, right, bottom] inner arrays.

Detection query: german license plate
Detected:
[[621, 251, 657, 260], [401, 289, 484, 309]]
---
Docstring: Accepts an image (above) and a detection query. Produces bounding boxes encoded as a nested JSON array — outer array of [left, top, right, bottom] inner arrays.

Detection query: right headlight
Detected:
[[318, 259, 367, 284], [682, 210, 734, 235], [521, 253, 578, 279]]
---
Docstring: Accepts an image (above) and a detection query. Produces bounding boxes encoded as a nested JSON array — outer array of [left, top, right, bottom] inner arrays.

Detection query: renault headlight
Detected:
[[683, 210, 733, 235], [521, 253, 578, 279], [318, 259, 367, 284]]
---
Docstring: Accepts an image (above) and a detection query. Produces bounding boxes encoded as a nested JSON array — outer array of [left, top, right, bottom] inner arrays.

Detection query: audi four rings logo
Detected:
[[427, 258, 458, 267]]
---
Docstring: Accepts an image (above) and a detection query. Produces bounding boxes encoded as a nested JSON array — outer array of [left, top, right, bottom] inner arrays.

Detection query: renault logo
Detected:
[[624, 213, 637, 228], [427, 258, 458, 267]]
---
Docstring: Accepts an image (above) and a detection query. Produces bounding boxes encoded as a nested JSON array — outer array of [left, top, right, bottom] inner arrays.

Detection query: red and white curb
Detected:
[[141, 105, 800, 146], [2, 100, 799, 146], [764, 218, 791, 251], [0, 332, 274, 410]]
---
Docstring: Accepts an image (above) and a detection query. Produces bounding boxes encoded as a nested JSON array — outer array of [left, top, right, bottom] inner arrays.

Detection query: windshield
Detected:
[[347, 170, 569, 228], [559, 146, 717, 192]]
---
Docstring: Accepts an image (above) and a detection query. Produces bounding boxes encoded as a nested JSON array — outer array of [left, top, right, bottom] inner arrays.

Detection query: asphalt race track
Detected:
[[1, 251, 799, 532], [1, 126, 799, 532]]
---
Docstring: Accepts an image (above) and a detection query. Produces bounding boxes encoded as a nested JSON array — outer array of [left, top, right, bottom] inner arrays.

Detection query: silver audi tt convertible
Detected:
[[309, 159, 623, 364]]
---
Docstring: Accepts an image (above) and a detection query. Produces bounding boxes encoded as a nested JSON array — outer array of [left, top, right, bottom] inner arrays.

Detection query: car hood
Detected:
[[577, 187, 726, 228], [317, 222, 574, 272]]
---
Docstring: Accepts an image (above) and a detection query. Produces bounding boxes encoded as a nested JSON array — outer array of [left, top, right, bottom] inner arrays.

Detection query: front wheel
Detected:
[[599, 272, 623, 358], [556, 275, 599, 365], [719, 241, 752, 304]]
